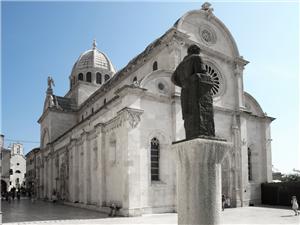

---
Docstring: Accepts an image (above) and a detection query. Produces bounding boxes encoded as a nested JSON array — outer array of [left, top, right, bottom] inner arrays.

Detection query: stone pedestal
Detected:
[[172, 138, 231, 225]]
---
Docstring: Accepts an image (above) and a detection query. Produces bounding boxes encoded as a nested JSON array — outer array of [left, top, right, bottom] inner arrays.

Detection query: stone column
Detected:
[[234, 59, 247, 109], [50, 152, 53, 199], [74, 140, 80, 202], [78, 138, 84, 203], [69, 139, 76, 202], [172, 138, 231, 225], [86, 134, 92, 204], [120, 108, 143, 216], [44, 158, 47, 198], [95, 123, 104, 207], [82, 132, 88, 204]]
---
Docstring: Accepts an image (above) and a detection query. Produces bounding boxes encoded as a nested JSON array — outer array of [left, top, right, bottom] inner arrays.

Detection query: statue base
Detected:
[[172, 137, 232, 225]]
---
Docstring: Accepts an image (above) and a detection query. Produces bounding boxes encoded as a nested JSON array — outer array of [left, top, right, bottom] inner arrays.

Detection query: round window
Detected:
[[204, 64, 223, 97], [158, 82, 165, 91]]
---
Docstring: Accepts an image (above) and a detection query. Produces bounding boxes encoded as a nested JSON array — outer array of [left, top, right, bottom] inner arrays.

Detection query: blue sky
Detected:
[[1, 1, 299, 173]]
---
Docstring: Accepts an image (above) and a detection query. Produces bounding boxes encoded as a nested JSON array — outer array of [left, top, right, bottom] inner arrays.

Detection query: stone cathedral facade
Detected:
[[35, 4, 274, 216]]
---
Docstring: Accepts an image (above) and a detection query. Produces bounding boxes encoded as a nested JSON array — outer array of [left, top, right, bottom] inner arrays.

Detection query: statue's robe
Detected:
[[171, 54, 215, 139]]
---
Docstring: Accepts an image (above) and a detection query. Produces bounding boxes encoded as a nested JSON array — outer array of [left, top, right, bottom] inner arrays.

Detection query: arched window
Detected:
[[248, 148, 252, 181], [153, 61, 158, 71], [151, 137, 160, 181], [133, 76, 138, 85], [104, 74, 110, 82], [96, 72, 102, 84], [104, 98, 107, 104], [15, 170, 21, 174], [78, 73, 83, 81], [86, 72, 92, 82]]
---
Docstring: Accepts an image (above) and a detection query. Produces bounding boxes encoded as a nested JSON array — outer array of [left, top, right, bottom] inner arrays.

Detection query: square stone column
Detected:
[[172, 137, 232, 225]]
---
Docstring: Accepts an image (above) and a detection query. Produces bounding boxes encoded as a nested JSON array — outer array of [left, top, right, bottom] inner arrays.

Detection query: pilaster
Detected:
[[233, 57, 248, 110], [95, 123, 105, 207]]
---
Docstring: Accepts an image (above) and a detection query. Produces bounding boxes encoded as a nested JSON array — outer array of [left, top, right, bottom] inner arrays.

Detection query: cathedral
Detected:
[[35, 3, 274, 216]]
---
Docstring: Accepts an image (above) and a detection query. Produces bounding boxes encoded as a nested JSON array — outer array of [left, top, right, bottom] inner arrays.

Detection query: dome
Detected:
[[72, 40, 116, 74]]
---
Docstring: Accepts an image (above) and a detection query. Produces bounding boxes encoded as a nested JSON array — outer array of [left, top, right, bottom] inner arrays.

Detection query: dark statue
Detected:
[[171, 44, 215, 139]]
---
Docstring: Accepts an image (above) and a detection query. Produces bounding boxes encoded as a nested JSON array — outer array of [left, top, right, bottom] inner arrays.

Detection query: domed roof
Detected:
[[72, 40, 116, 74]]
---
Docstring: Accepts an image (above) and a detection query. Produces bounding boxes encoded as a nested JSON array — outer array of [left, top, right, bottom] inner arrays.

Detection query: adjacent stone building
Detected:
[[33, 4, 274, 216], [1, 135, 26, 192], [25, 148, 40, 192], [1, 135, 10, 193]]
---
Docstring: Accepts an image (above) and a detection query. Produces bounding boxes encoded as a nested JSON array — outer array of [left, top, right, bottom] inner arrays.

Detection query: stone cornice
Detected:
[[38, 107, 76, 124], [114, 84, 147, 97]]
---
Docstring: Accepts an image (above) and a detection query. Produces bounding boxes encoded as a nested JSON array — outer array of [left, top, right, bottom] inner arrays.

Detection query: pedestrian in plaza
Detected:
[[52, 189, 57, 203], [11, 187, 16, 200], [5, 191, 10, 202], [17, 190, 21, 200], [291, 196, 299, 216], [225, 196, 231, 208], [222, 194, 226, 211], [31, 190, 36, 203]]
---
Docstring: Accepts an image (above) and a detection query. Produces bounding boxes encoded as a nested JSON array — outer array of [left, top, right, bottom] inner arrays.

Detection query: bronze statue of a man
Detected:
[[171, 44, 215, 139]]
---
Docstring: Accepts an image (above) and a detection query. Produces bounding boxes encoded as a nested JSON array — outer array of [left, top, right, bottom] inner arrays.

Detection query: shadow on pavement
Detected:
[[2, 199, 108, 223]]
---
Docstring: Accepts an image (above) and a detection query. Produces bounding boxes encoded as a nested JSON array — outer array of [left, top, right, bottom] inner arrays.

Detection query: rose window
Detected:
[[204, 64, 222, 97]]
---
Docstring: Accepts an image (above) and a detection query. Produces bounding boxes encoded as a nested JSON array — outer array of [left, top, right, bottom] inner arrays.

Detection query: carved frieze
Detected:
[[104, 115, 123, 133], [124, 108, 143, 129], [103, 107, 144, 133]]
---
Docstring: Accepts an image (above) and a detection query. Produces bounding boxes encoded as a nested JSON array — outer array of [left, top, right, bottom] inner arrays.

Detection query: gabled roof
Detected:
[[53, 95, 76, 112]]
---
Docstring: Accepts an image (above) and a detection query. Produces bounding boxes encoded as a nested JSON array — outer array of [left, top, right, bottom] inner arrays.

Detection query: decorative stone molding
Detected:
[[115, 84, 147, 98], [103, 114, 123, 133], [233, 57, 249, 76], [103, 107, 144, 133], [125, 108, 143, 128]]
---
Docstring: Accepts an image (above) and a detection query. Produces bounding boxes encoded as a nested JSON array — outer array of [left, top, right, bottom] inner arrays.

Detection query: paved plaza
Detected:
[[1, 199, 300, 225]]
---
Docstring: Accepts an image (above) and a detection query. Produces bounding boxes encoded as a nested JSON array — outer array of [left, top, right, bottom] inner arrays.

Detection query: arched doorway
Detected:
[[1, 180, 8, 193]]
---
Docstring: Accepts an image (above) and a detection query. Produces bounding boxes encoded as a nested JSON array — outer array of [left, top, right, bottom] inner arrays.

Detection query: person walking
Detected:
[[291, 196, 299, 216], [11, 187, 16, 200], [17, 190, 21, 200], [222, 195, 226, 211]]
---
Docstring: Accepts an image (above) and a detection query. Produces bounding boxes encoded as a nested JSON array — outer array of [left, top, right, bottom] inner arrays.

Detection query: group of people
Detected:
[[2, 187, 22, 202], [2, 186, 36, 203], [221, 194, 299, 216]]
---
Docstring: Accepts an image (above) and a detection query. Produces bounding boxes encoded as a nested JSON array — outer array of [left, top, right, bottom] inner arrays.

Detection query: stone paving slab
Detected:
[[2, 200, 300, 225]]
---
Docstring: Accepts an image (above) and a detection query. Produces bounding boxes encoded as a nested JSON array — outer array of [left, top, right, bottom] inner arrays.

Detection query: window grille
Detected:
[[151, 137, 160, 181]]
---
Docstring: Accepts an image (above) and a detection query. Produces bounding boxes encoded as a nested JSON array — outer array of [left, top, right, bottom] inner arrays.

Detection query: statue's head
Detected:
[[187, 44, 201, 55]]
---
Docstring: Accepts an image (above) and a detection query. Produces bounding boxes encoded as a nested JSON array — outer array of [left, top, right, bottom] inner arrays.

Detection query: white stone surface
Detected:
[[173, 138, 232, 225]]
